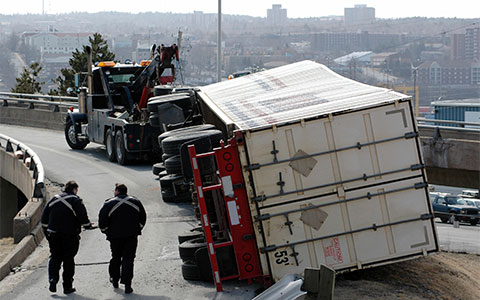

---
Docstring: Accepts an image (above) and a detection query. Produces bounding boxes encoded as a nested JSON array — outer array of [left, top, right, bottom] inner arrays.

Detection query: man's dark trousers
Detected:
[[48, 233, 80, 288], [109, 236, 138, 286]]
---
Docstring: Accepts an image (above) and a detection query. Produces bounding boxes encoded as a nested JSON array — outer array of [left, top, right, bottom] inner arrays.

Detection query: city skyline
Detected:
[[1, 0, 479, 19]]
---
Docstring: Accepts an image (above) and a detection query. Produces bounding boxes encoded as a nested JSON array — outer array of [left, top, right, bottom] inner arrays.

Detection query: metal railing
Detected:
[[0, 92, 78, 111], [0, 133, 45, 199], [417, 117, 480, 129]]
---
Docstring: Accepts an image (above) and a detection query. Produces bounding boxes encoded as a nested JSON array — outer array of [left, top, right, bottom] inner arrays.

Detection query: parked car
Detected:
[[459, 190, 479, 199], [431, 193, 480, 225]]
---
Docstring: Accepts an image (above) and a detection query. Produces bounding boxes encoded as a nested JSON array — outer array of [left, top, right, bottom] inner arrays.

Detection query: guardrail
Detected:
[[0, 92, 78, 112], [417, 117, 480, 129]]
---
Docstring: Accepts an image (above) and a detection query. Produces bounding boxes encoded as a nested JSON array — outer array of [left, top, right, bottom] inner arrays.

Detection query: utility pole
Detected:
[[217, 0, 222, 82], [412, 66, 419, 118], [42, 0, 44, 15]]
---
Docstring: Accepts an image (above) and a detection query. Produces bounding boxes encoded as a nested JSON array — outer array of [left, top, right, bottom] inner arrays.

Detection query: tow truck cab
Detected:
[[65, 60, 166, 164]]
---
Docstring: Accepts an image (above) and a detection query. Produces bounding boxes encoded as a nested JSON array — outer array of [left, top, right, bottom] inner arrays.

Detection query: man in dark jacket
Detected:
[[41, 180, 93, 294], [99, 183, 146, 294]]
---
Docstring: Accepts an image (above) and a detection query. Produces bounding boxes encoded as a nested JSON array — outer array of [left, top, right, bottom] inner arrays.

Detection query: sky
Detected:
[[1, 0, 479, 19]]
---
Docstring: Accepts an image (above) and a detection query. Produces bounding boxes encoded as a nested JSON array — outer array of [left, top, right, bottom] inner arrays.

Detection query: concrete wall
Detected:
[[0, 106, 66, 131], [0, 178, 18, 238]]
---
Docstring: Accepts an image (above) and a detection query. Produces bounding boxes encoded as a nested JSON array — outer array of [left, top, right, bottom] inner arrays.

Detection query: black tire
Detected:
[[178, 229, 204, 244], [179, 237, 206, 262], [159, 174, 183, 189], [157, 124, 216, 147], [162, 130, 224, 155], [149, 113, 161, 127], [181, 262, 201, 281], [105, 127, 116, 162], [153, 85, 173, 96], [161, 189, 192, 203], [147, 93, 193, 111], [440, 217, 449, 223], [152, 162, 165, 175], [115, 129, 129, 165], [65, 119, 88, 150], [162, 152, 175, 162], [164, 155, 182, 174], [470, 220, 478, 226]]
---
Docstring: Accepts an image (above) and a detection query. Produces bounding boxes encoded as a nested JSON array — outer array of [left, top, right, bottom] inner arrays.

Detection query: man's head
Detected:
[[64, 180, 79, 195], [114, 183, 128, 196]]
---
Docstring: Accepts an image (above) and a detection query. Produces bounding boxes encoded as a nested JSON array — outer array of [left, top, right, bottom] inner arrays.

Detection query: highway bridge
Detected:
[[0, 94, 478, 299]]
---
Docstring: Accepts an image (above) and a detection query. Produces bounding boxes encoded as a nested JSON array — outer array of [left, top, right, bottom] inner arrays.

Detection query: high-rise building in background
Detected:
[[267, 4, 287, 25], [450, 27, 480, 61], [465, 27, 480, 60], [344, 4, 375, 25]]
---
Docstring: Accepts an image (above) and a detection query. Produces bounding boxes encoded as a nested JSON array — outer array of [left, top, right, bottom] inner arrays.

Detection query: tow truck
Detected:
[[64, 45, 179, 164]]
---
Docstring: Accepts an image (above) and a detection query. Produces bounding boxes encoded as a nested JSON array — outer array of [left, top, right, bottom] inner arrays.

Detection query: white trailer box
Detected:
[[197, 60, 438, 281]]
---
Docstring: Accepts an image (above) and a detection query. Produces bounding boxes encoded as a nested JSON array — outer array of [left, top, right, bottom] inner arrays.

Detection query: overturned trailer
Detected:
[[182, 60, 438, 290]]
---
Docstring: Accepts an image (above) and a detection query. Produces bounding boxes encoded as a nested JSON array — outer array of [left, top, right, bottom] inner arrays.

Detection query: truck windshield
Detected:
[[109, 74, 135, 84]]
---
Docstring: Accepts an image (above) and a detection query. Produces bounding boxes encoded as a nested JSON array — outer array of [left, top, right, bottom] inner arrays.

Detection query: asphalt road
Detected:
[[0, 124, 259, 299]]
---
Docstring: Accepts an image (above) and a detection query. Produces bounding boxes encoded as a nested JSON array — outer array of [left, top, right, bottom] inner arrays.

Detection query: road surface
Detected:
[[0, 124, 259, 299]]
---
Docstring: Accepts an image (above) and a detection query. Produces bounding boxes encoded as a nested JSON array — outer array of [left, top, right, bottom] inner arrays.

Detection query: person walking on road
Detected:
[[99, 183, 146, 294], [41, 180, 94, 294]]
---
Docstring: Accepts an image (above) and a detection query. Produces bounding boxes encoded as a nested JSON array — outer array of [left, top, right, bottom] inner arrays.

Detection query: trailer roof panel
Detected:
[[198, 60, 409, 131]]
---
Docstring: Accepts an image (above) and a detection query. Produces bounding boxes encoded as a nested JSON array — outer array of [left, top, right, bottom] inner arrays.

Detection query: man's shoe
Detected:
[[48, 280, 56, 293], [110, 278, 119, 288], [63, 287, 76, 294], [125, 285, 133, 294]]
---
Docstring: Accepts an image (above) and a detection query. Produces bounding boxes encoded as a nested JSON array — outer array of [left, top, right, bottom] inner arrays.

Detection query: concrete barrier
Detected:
[[0, 106, 66, 131]]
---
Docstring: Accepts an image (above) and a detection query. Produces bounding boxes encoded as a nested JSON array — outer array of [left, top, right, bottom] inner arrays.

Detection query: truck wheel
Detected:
[[162, 130, 224, 155], [470, 220, 478, 226], [161, 189, 192, 203], [158, 124, 216, 148], [165, 155, 182, 174], [152, 162, 165, 175], [181, 261, 201, 281], [179, 237, 206, 262], [105, 128, 116, 162], [440, 217, 449, 223], [178, 229, 204, 244], [115, 130, 129, 165], [65, 119, 88, 150]]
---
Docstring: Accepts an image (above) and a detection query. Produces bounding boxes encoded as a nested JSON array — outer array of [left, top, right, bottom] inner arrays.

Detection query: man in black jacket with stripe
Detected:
[[99, 183, 146, 294], [41, 180, 93, 294]]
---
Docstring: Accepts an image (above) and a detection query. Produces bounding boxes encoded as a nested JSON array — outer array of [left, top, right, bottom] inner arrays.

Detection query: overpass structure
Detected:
[[0, 133, 47, 280], [0, 92, 479, 190]]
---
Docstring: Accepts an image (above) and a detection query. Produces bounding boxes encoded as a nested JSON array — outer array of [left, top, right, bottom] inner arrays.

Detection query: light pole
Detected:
[[217, 0, 222, 82], [412, 66, 418, 117]]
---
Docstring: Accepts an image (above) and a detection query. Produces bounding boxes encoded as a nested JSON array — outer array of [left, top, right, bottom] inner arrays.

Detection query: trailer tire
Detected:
[[181, 262, 201, 281], [158, 124, 216, 147], [152, 163, 165, 175], [65, 119, 88, 150], [161, 189, 191, 203], [179, 237, 206, 262], [162, 130, 224, 155], [115, 129, 129, 165], [165, 155, 182, 174], [178, 229, 204, 244], [105, 128, 116, 162], [149, 113, 161, 127], [159, 174, 183, 189]]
